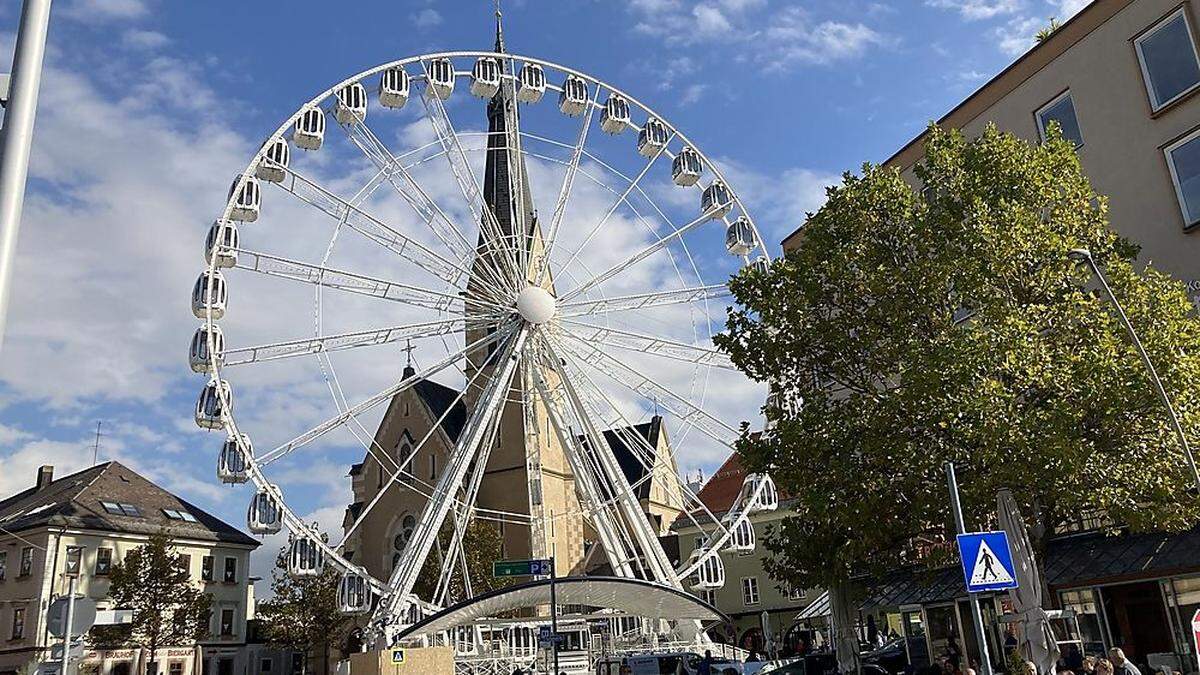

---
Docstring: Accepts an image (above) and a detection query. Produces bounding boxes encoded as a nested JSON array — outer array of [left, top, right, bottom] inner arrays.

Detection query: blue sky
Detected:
[[0, 0, 1088, 587]]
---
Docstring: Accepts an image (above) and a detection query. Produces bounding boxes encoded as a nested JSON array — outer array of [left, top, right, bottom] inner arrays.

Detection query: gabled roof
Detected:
[[579, 416, 662, 501], [0, 462, 258, 547], [671, 451, 792, 530], [402, 365, 468, 443]]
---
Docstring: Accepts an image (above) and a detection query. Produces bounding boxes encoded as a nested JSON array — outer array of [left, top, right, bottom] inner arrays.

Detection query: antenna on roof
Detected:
[[91, 421, 103, 466]]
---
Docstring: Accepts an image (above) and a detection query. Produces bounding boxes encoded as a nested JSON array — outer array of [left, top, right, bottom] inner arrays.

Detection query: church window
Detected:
[[429, 455, 436, 480]]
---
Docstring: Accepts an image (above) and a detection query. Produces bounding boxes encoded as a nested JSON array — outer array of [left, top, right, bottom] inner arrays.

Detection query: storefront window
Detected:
[[1164, 576, 1200, 657], [1059, 589, 1106, 655]]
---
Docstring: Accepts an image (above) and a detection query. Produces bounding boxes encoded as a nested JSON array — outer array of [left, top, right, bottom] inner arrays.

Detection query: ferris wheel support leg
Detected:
[[380, 326, 530, 627]]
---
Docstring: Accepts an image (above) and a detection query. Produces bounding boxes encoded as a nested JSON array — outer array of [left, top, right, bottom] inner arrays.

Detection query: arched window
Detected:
[[390, 514, 417, 572]]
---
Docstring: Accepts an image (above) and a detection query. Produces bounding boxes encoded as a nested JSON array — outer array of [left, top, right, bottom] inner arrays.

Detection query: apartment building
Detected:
[[784, 0, 1200, 311], [0, 463, 259, 675]]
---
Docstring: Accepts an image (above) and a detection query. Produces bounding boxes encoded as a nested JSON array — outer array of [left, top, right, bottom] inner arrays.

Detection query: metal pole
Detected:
[[550, 560, 559, 675], [945, 462, 994, 675], [61, 575, 76, 675], [0, 0, 52, 350], [1068, 248, 1200, 495]]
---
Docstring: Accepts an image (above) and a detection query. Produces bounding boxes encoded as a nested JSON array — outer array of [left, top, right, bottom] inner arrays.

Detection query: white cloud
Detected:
[[412, 8, 443, 30], [1052, 0, 1090, 19], [926, 0, 1024, 20], [59, 0, 148, 21], [991, 15, 1045, 55], [121, 29, 170, 50], [679, 83, 708, 105]]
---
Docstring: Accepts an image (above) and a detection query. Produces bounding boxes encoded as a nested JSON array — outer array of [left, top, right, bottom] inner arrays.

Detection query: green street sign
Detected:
[[492, 559, 552, 577]]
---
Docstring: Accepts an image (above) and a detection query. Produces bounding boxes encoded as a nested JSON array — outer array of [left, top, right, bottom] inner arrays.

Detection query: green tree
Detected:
[[256, 546, 349, 675], [716, 123, 1200, 593], [413, 520, 512, 602], [107, 531, 212, 675]]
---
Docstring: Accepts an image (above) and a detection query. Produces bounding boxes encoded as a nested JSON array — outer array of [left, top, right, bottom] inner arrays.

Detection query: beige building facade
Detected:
[[785, 0, 1200, 307], [0, 463, 259, 675]]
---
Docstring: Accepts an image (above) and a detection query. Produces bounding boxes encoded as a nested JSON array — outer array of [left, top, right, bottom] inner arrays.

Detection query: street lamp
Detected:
[[1068, 247, 1200, 494]]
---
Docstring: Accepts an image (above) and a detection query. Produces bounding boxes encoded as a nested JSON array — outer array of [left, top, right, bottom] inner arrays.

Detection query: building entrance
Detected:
[[1104, 581, 1173, 663]]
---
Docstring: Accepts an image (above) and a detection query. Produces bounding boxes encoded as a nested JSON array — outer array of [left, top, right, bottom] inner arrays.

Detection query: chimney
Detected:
[[36, 465, 53, 490]]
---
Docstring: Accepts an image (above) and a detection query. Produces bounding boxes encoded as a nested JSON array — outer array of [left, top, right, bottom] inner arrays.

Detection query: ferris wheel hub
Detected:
[[515, 286, 556, 324]]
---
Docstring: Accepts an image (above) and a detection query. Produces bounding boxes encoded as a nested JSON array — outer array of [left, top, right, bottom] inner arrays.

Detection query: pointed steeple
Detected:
[[494, 1, 505, 54]]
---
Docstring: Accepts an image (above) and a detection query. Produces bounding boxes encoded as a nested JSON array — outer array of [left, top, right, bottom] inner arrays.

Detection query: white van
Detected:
[[621, 651, 743, 675]]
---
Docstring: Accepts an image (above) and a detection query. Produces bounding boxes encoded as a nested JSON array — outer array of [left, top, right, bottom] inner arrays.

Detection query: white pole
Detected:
[[0, 0, 52, 350], [60, 575, 76, 675]]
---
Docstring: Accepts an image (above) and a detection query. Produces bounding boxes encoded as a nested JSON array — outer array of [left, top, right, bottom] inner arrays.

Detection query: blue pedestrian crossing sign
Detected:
[[956, 531, 1018, 592]]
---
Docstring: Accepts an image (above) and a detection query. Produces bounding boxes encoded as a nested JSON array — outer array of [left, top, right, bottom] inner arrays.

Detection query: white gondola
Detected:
[[725, 216, 756, 256], [217, 434, 249, 484], [287, 536, 324, 578], [701, 180, 734, 220], [204, 220, 239, 269], [247, 487, 282, 535], [425, 58, 456, 100], [748, 256, 770, 275], [228, 175, 260, 222], [334, 82, 368, 124], [637, 117, 669, 157], [743, 473, 779, 512], [337, 570, 372, 615], [691, 553, 725, 591], [188, 324, 224, 374], [470, 57, 501, 99], [600, 94, 631, 134], [293, 107, 326, 151], [256, 138, 289, 183], [516, 63, 545, 103], [191, 270, 227, 320], [195, 379, 231, 430], [378, 67, 411, 109], [558, 75, 589, 116], [672, 146, 703, 186], [728, 518, 756, 553]]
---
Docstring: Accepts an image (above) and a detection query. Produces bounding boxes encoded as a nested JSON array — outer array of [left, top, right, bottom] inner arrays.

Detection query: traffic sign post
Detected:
[[493, 559, 556, 673], [945, 463, 995, 675]]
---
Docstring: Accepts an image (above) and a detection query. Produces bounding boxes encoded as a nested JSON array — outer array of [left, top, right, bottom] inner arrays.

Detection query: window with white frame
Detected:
[[1135, 7, 1200, 111], [701, 589, 718, 606], [1036, 91, 1083, 147], [742, 576, 760, 606], [1165, 126, 1200, 227]]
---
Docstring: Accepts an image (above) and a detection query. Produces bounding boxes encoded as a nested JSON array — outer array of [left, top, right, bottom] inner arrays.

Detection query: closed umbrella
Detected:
[[997, 489, 1059, 674], [191, 645, 203, 675]]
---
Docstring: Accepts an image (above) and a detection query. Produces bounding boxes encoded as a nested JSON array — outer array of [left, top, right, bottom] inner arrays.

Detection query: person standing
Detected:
[[698, 650, 714, 675], [1109, 649, 1141, 675]]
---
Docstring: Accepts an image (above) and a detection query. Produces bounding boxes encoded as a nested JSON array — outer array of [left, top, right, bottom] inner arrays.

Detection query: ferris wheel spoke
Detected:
[[532, 83, 602, 287], [417, 67, 521, 295], [538, 336, 681, 586], [222, 316, 477, 367], [257, 326, 513, 466], [557, 284, 732, 318], [554, 331, 740, 447], [560, 206, 720, 302], [230, 247, 511, 316], [383, 326, 530, 618], [557, 319, 736, 370], [552, 131, 675, 279]]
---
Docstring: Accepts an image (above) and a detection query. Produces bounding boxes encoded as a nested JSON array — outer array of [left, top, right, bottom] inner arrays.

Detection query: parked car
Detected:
[[623, 651, 743, 675]]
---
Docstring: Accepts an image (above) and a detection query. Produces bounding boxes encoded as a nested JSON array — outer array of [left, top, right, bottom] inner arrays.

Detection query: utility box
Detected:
[[348, 647, 454, 675]]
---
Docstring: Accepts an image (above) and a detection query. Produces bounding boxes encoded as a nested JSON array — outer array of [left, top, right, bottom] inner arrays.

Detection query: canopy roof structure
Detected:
[[397, 576, 728, 639]]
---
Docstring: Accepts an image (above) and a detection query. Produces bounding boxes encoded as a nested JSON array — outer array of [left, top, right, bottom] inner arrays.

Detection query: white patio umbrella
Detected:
[[997, 488, 1060, 674]]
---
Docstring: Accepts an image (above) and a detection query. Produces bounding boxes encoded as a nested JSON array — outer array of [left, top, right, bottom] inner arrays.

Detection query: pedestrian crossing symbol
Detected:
[[956, 531, 1019, 592]]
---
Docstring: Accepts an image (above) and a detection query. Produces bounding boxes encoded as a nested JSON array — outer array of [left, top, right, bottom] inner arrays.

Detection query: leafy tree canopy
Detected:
[[716, 123, 1200, 590], [256, 543, 349, 671]]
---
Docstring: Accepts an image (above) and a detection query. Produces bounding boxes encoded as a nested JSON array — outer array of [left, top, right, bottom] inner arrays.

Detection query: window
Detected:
[[260, 658, 273, 673], [0, 551, 6, 581], [169, 663, 184, 675], [219, 609, 235, 636], [11, 607, 24, 639], [398, 444, 414, 485], [201, 556, 214, 582], [787, 584, 805, 601], [163, 509, 198, 523], [178, 554, 191, 578], [1135, 8, 1200, 110], [1166, 127, 1200, 227], [100, 501, 143, 517], [742, 576, 760, 606], [429, 455, 436, 480], [95, 548, 112, 576], [1036, 91, 1083, 147], [290, 654, 304, 675], [223, 557, 237, 583], [700, 589, 717, 606], [19, 547, 32, 577]]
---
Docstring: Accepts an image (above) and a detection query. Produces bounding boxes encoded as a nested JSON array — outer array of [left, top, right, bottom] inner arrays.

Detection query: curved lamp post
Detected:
[[1068, 248, 1200, 494]]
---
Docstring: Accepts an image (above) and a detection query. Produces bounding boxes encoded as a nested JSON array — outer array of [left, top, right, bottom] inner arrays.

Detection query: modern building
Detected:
[[671, 454, 819, 655], [0, 463, 260, 675], [784, 0, 1200, 310], [778, 1, 1200, 672]]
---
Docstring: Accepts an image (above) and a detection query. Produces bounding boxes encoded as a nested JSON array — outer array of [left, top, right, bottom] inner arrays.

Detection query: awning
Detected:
[[397, 576, 728, 639], [795, 590, 831, 621]]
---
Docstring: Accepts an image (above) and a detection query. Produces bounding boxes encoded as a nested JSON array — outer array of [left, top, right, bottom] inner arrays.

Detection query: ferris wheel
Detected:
[[187, 28, 780, 642]]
